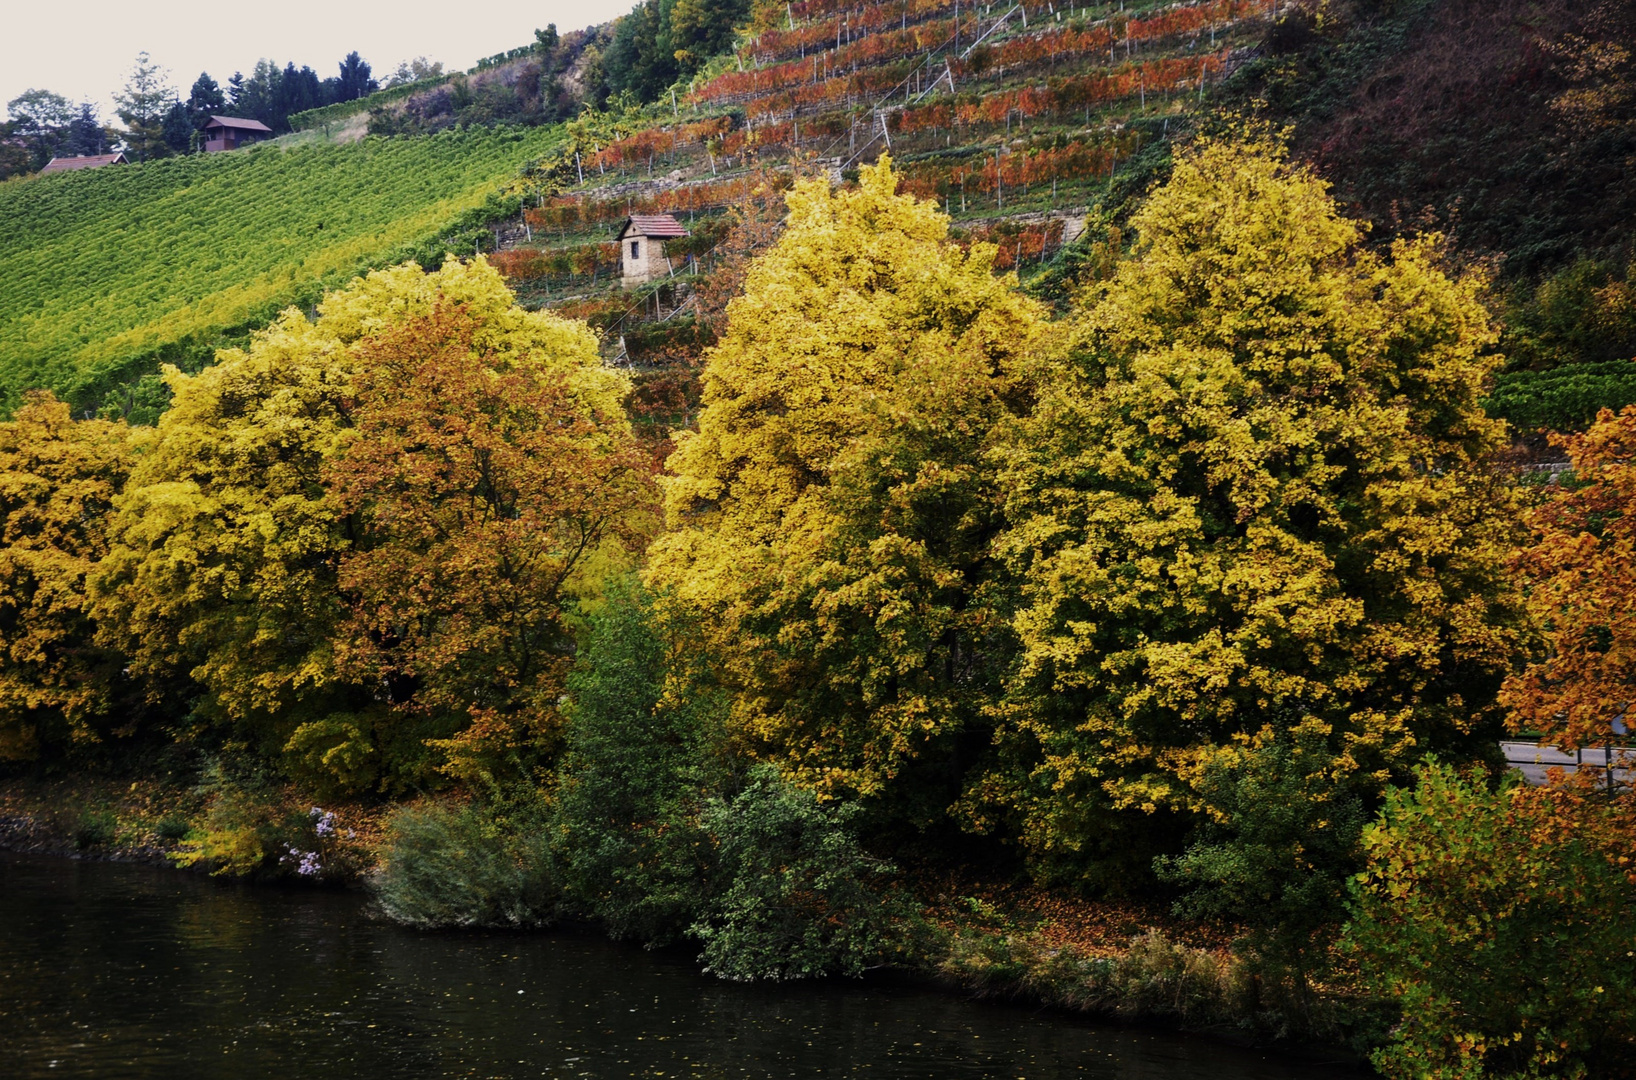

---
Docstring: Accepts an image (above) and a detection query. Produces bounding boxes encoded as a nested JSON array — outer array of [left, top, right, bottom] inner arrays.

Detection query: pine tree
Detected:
[[114, 52, 175, 161]]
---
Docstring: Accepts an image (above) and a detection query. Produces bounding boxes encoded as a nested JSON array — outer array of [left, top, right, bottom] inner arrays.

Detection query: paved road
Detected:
[[1502, 740, 1635, 788]]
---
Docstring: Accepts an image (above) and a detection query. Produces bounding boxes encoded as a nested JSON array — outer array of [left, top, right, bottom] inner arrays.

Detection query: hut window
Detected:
[[630, 240, 640, 259]]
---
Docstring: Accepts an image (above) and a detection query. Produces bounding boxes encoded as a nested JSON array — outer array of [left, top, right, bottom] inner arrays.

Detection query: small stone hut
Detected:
[[203, 116, 274, 152], [616, 214, 689, 287]]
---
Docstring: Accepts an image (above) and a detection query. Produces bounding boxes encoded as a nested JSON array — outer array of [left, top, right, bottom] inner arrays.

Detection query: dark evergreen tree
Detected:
[[333, 51, 376, 101], [604, 0, 748, 103], [187, 73, 225, 118], [279, 63, 323, 122], [161, 100, 193, 153], [604, 1, 676, 103], [65, 103, 106, 156]]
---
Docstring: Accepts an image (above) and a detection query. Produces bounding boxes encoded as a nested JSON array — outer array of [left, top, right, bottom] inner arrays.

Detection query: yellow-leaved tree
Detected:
[[0, 392, 135, 759], [980, 131, 1532, 875], [647, 157, 1044, 810], [90, 258, 632, 793]]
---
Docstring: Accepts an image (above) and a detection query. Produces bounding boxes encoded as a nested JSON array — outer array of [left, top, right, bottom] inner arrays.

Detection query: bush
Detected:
[[73, 809, 117, 850], [373, 800, 557, 929], [690, 766, 913, 981], [1346, 763, 1636, 1080], [170, 767, 367, 882], [155, 814, 189, 841], [1155, 726, 1366, 1012], [938, 928, 1256, 1028]]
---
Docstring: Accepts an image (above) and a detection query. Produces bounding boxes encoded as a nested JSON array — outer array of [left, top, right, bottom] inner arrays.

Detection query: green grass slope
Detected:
[[0, 125, 563, 413]]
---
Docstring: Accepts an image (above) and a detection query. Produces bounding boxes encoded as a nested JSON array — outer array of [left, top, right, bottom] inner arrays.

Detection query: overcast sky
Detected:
[[3, 0, 634, 120]]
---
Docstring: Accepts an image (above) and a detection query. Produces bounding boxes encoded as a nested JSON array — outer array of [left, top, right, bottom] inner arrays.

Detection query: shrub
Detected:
[[1155, 725, 1366, 1013], [155, 814, 190, 841], [73, 809, 117, 850], [690, 766, 913, 981], [1346, 763, 1636, 1080], [373, 800, 557, 929], [938, 928, 1254, 1028], [1483, 360, 1636, 433], [170, 767, 367, 882]]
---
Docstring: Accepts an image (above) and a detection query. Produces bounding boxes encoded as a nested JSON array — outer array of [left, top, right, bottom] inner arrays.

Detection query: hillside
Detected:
[[1217, 0, 1636, 432], [4, 0, 1633, 432], [477, 0, 1280, 439], [0, 125, 563, 414]]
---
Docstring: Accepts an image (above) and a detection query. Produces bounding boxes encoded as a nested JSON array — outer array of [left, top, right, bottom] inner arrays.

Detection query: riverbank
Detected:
[[0, 768, 1379, 1067], [3, 849, 1364, 1080]]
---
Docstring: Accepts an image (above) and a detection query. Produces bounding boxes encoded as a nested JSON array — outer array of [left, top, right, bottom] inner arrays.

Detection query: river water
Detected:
[[0, 851, 1359, 1079]]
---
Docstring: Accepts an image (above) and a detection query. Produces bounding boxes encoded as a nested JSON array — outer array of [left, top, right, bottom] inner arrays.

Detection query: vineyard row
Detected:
[[701, 0, 1262, 105]]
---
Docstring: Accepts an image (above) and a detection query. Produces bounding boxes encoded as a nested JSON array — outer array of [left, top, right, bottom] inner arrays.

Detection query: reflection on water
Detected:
[[0, 852, 1357, 1079]]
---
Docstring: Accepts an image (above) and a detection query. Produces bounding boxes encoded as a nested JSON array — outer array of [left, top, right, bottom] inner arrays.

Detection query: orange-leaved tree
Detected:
[[325, 306, 658, 786], [1503, 404, 1636, 748], [0, 392, 135, 759], [92, 257, 635, 793]]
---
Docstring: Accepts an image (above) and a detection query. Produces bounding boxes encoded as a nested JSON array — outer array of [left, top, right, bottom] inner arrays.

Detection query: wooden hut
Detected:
[[616, 214, 689, 287], [39, 152, 128, 174], [203, 116, 274, 152]]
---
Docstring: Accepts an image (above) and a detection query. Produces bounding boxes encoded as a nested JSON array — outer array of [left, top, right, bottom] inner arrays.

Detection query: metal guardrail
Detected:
[[1502, 740, 1635, 791]]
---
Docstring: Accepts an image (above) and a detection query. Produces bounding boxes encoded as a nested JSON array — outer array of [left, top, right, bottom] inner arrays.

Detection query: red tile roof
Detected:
[[40, 153, 128, 173], [617, 213, 688, 239], [204, 116, 274, 133]]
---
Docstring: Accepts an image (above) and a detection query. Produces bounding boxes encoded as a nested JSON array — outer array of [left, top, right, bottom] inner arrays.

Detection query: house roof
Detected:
[[40, 153, 128, 173], [617, 213, 688, 240], [204, 116, 274, 133]]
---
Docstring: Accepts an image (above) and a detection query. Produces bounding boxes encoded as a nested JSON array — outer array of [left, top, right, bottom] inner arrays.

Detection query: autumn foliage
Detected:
[[976, 132, 1528, 869], [85, 258, 642, 792], [0, 393, 135, 759], [1503, 405, 1636, 749], [327, 307, 656, 784], [1348, 763, 1636, 1079], [648, 156, 1044, 802]]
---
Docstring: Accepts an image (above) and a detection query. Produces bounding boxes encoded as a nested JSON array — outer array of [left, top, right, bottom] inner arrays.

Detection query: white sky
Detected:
[[2, 0, 634, 121]]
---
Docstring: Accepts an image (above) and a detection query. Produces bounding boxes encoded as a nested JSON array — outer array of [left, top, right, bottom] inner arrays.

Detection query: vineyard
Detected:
[[492, 0, 1280, 347], [0, 126, 564, 412]]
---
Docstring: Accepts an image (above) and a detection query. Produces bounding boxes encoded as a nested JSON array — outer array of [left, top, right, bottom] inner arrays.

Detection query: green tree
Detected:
[[6, 89, 75, 131], [1154, 723, 1365, 1013], [983, 130, 1530, 881], [6, 89, 75, 168], [691, 765, 913, 981], [552, 582, 725, 943], [668, 0, 750, 71], [647, 157, 1045, 811], [65, 103, 111, 157], [115, 52, 175, 161]]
